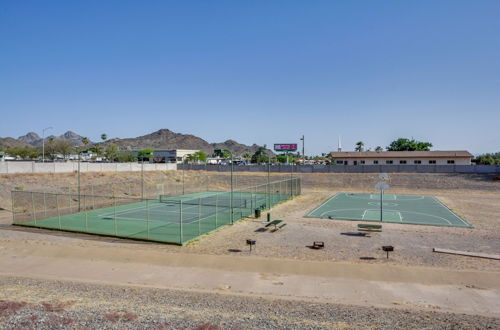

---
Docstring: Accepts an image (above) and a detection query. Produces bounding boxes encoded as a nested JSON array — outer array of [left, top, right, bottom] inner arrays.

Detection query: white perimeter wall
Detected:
[[0, 161, 177, 174]]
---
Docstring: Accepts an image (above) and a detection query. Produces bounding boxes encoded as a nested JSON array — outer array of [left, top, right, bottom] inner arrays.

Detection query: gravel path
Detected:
[[1, 276, 499, 330]]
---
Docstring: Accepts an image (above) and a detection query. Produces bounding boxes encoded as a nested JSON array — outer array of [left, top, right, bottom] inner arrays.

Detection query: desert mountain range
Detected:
[[0, 129, 272, 156]]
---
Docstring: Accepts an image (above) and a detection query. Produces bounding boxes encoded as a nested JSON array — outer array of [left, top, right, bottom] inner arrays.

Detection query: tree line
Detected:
[[354, 138, 433, 152]]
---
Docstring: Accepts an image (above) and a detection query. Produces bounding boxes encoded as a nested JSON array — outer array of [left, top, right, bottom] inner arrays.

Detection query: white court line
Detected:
[[431, 196, 471, 227], [361, 210, 367, 220], [397, 211, 403, 222], [319, 208, 369, 218], [98, 201, 224, 219], [306, 193, 342, 216], [320, 208, 454, 225]]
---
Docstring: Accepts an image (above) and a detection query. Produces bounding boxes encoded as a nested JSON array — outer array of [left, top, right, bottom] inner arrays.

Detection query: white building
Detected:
[[329, 151, 473, 166], [153, 149, 200, 163]]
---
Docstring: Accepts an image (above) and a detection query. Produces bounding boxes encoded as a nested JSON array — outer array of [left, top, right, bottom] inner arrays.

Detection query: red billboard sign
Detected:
[[274, 144, 297, 152]]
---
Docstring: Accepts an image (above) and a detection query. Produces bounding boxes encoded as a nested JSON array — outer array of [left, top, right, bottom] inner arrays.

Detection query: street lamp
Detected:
[[42, 127, 53, 162], [300, 135, 305, 164]]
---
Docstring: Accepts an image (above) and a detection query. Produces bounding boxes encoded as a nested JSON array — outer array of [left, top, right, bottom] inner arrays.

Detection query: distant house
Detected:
[[153, 149, 200, 163], [329, 151, 473, 166]]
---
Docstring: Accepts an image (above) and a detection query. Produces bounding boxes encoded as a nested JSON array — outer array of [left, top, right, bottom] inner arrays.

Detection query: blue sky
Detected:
[[1, 1, 499, 155]]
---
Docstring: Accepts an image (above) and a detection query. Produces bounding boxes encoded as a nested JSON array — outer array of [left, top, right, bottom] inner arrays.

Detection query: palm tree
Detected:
[[48, 137, 55, 159], [355, 141, 364, 152], [100, 134, 108, 159], [82, 137, 90, 146], [242, 152, 251, 162]]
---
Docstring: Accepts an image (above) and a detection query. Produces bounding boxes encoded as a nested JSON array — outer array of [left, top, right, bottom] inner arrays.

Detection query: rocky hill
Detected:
[[14, 131, 87, 147], [106, 129, 270, 156], [1, 129, 271, 156]]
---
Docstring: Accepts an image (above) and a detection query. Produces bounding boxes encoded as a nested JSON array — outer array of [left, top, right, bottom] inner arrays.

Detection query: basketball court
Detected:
[[305, 192, 472, 227]]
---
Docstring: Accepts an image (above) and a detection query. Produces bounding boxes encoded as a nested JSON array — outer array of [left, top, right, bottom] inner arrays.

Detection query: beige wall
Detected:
[[336, 158, 471, 165], [0, 161, 177, 174]]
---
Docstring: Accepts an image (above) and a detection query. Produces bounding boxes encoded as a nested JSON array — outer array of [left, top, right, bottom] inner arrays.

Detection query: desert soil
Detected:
[[0, 170, 499, 329]]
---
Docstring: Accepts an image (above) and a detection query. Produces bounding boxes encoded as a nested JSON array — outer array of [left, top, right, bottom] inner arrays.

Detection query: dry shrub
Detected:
[[41, 300, 74, 312], [0, 300, 28, 317], [193, 323, 222, 330], [103, 311, 137, 323], [122, 311, 138, 321], [153, 320, 171, 329], [103, 312, 121, 323]]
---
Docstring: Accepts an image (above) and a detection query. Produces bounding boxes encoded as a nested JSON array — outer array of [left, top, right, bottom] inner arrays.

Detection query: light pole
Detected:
[[300, 135, 305, 164], [42, 127, 53, 162]]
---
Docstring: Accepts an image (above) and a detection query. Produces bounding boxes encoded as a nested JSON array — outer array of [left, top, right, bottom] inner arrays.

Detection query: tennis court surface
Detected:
[[12, 177, 301, 245], [306, 193, 472, 228]]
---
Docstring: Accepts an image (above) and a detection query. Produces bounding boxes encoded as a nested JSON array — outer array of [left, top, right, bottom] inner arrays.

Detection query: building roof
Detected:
[[329, 150, 473, 159]]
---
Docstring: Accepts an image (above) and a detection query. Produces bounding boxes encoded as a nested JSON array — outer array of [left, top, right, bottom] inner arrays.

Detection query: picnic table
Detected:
[[358, 224, 383, 232], [265, 220, 285, 230]]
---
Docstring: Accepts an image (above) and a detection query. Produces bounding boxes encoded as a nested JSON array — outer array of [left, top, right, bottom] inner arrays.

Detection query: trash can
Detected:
[[255, 208, 261, 218], [267, 212, 271, 222]]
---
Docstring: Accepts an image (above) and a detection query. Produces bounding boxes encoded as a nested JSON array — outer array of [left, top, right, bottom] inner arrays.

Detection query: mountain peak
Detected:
[[61, 131, 82, 139], [18, 132, 41, 143]]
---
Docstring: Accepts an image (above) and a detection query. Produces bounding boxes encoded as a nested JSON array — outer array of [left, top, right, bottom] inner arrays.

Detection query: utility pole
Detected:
[[300, 135, 305, 164], [42, 126, 53, 162]]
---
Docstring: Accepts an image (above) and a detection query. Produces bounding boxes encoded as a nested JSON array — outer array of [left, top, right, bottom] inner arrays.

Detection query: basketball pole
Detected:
[[380, 189, 383, 222]]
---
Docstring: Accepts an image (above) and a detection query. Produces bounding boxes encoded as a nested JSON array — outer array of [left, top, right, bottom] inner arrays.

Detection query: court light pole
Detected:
[[42, 126, 53, 162], [300, 135, 305, 164]]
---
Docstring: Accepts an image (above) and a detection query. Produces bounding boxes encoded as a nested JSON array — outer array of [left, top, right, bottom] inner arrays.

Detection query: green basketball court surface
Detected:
[[306, 192, 472, 228]]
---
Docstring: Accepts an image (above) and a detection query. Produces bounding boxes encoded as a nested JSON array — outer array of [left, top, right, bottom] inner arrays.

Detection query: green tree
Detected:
[[251, 147, 270, 164], [138, 148, 154, 161], [54, 139, 74, 159], [185, 151, 208, 163], [387, 138, 433, 151], [242, 152, 251, 162], [194, 151, 207, 162], [213, 149, 232, 158], [105, 143, 119, 162], [375, 146, 383, 152], [46, 137, 56, 159], [101, 133, 107, 142], [474, 152, 500, 165], [116, 151, 135, 162], [355, 141, 364, 152], [27, 147, 41, 159]]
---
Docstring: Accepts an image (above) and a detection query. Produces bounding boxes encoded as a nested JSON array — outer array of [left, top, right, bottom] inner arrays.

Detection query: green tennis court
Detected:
[[306, 192, 472, 228], [15, 189, 294, 245]]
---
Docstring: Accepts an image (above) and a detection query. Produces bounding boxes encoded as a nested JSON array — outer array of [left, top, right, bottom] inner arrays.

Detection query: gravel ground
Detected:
[[1, 276, 499, 330]]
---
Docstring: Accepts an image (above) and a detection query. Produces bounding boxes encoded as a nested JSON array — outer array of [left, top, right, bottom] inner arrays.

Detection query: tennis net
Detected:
[[159, 193, 251, 209]]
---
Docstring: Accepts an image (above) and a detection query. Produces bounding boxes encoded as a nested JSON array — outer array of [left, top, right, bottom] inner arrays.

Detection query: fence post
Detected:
[[84, 195, 88, 231], [11, 192, 16, 224], [146, 199, 150, 240], [113, 196, 117, 235], [31, 192, 36, 225], [68, 190, 72, 214], [56, 194, 61, 229], [43, 191, 47, 218], [198, 197, 201, 235], [180, 200, 183, 244]]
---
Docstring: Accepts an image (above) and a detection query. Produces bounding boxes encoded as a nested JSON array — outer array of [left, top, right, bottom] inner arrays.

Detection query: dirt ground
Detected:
[[0, 170, 499, 328]]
